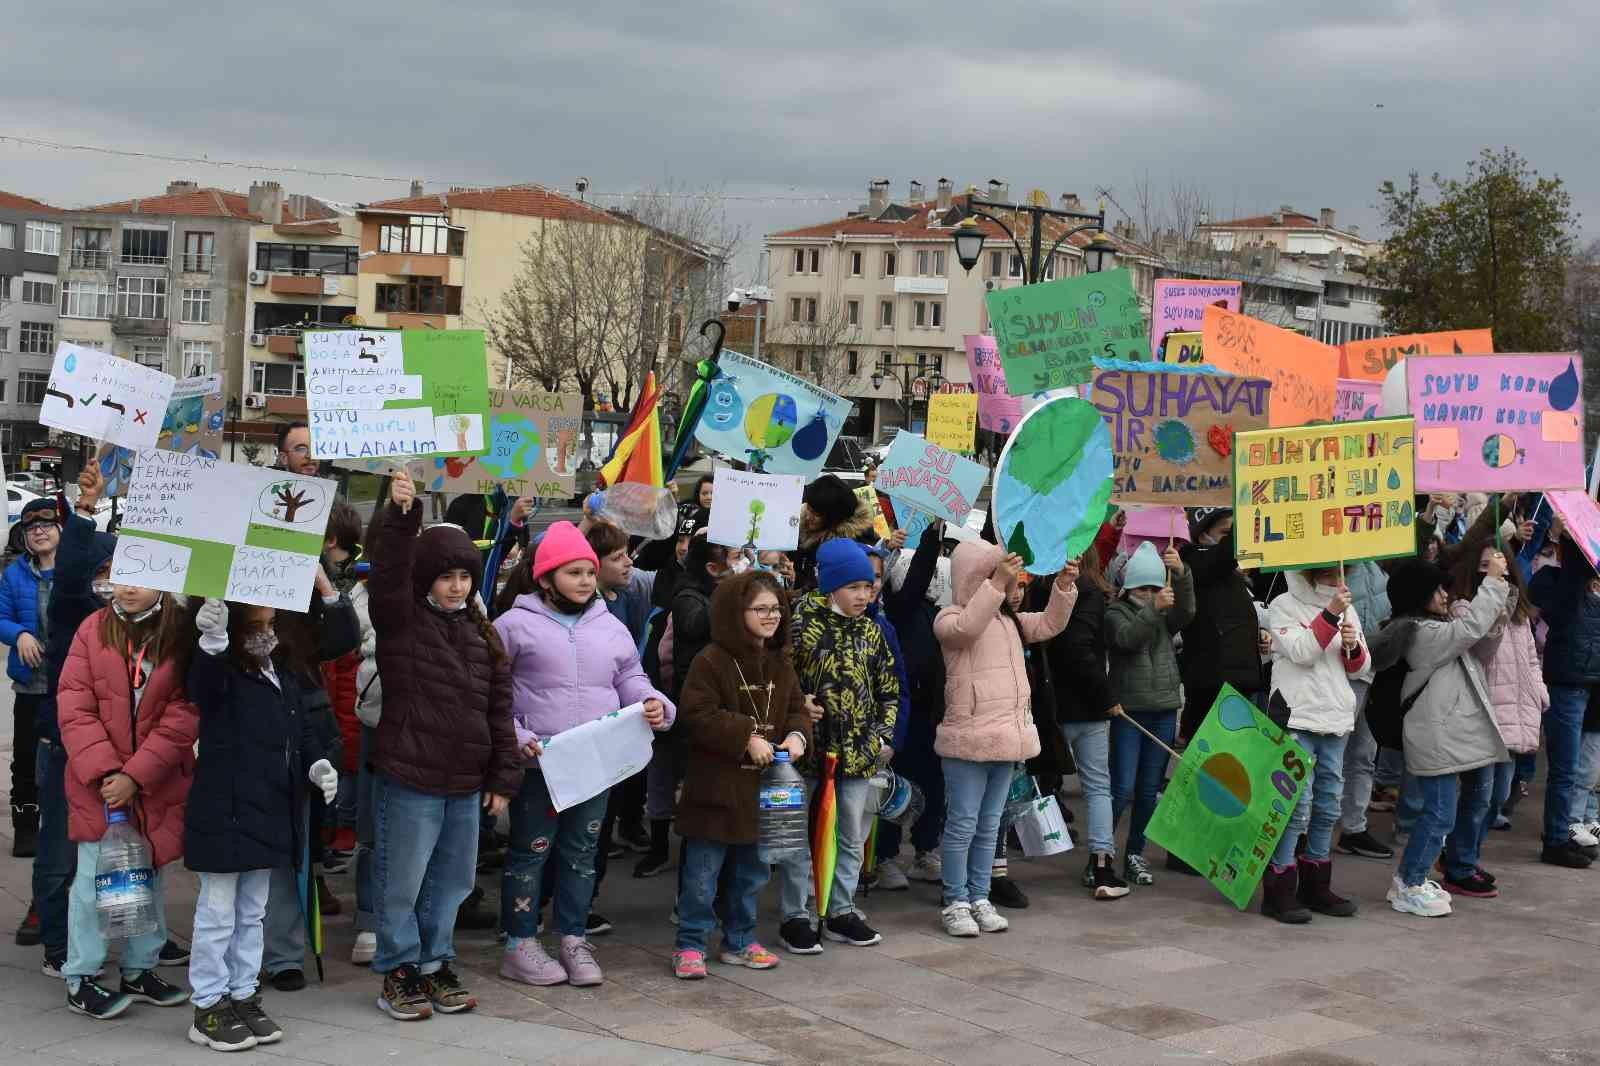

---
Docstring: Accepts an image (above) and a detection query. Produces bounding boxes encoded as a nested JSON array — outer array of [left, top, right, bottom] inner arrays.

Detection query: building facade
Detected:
[[0, 190, 61, 463]]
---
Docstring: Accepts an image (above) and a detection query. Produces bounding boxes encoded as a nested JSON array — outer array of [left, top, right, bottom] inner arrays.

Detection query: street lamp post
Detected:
[[871, 355, 944, 432], [952, 195, 1119, 282]]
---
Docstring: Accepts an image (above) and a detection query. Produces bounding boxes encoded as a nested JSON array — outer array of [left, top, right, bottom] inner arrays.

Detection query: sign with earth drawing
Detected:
[[991, 397, 1115, 575], [984, 268, 1148, 394], [408, 388, 583, 498]]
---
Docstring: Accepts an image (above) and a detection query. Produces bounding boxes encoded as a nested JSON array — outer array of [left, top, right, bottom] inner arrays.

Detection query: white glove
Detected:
[[308, 759, 338, 805], [196, 598, 228, 637]]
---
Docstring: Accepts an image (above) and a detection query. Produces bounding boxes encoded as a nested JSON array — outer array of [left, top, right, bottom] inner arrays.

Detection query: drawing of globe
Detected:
[[1196, 752, 1251, 818], [479, 413, 541, 479], [745, 393, 798, 449]]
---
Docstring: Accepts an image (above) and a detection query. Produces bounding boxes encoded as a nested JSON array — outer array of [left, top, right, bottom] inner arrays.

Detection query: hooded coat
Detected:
[[674, 573, 813, 844], [1044, 574, 1117, 723], [1530, 539, 1600, 686], [1104, 565, 1195, 714], [1178, 526, 1265, 695], [1265, 571, 1373, 735], [884, 524, 948, 725], [37, 511, 117, 743], [934, 541, 1076, 763], [1451, 592, 1546, 755]]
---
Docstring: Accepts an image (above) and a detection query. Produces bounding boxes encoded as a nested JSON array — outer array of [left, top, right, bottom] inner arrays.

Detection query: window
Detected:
[[793, 350, 804, 373], [0, 327, 7, 350], [0, 276, 8, 300], [915, 250, 945, 276], [916, 352, 929, 372], [20, 279, 54, 304], [376, 216, 463, 255], [805, 298, 817, 324], [131, 342, 166, 371], [850, 251, 863, 276], [883, 251, 896, 277], [116, 276, 167, 318], [931, 301, 943, 328], [180, 287, 212, 324], [181, 340, 216, 375], [879, 300, 893, 327], [60, 282, 113, 319], [182, 232, 215, 272], [988, 250, 1002, 277], [0, 380, 6, 402], [847, 350, 860, 376], [71, 227, 112, 268], [254, 243, 358, 274], [120, 227, 169, 264], [792, 248, 805, 274], [18, 370, 50, 406], [373, 278, 462, 315], [19, 322, 55, 354], [251, 362, 305, 396], [1009, 254, 1024, 279], [846, 299, 860, 326], [0, 222, 13, 249], [789, 297, 802, 322], [914, 300, 926, 327], [25, 220, 61, 256]]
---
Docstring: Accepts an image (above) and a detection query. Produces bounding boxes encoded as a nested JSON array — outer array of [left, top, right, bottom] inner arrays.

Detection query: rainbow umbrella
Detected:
[[808, 750, 840, 917], [664, 320, 727, 483]]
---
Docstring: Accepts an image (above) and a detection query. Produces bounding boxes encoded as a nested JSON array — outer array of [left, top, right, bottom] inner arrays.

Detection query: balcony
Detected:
[[383, 312, 449, 329], [266, 333, 301, 356], [363, 252, 451, 278], [69, 249, 112, 270], [265, 395, 307, 417], [269, 274, 327, 297], [111, 316, 169, 336], [117, 255, 169, 268]]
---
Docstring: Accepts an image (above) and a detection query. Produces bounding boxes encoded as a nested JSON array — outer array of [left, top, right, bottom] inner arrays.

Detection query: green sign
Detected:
[[1144, 685, 1311, 910], [984, 268, 1147, 395]]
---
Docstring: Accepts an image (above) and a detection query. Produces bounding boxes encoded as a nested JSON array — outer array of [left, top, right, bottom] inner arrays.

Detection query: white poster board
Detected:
[[537, 703, 655, 811], [706, 468, 803, 550], [39, 343, 176, 449]]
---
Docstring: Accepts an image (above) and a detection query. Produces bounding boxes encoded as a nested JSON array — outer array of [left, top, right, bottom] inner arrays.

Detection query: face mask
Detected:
[[427, 594, 469, 613], [92, 580, 115, 602], [243, 632, 279, 660], [113, 599, 162, 624]]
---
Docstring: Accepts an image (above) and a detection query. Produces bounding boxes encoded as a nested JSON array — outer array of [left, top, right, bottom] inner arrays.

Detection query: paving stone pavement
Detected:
[[6, 691, 1600, 1065]]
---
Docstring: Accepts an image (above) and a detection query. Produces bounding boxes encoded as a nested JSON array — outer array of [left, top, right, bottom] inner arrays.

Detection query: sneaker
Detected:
[[121, 969, 187, 1006], [1441, 871, 1499, 898], [1389, 878, 1452, 917], [15, 901, 41, 946], [500, 939, 568, 986], [970, 899, 1009, 933], [988, 876, 1029, 909], [778, 917, 823, 954], [1475, 866, 1497, 885], [233, 995, 283, 1044], [42, 950, 66, 979], [1124, 854, 1154, 886], [1540, 841, 1595, 869], [1367, 789, 1397, 813], [1089, 857, 1131, 900], [719, 942, 780, 969], [1337, 829, 1395, 859], [558, 935, 604, 986], [823, 911, 882, 947], [1571, 822, 1600, 847], [907, 851, 943, 882], [188, 1001, 257, 1050], [634, 851, 672, 878], [420, 963, 476, 1013], [351, 931, 377, 966], [1490, 815, 1512, 831], [875, 859, 910, 891], [158, 939, 190, 967], [672, 949, 707, 979], [941, 901, 980, 938], [456, 886, 498, 931], [377, 964, 434, 1020], [270, 968, 306, 992], [67, 978, 133, 1020], [586, 911, 614, 937]]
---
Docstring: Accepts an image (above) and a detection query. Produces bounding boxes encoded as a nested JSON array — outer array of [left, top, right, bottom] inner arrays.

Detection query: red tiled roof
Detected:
[[0, 189, 57, 214], [81, 187, 335, 222], [771, 194, 1150, 255], [362, 184, 617, 225], [1203, 211, 1324, 230]]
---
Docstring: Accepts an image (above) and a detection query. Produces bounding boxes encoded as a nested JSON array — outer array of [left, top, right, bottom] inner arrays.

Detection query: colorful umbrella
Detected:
[[665, 321, 727, 482], [808, 751, 840, 918], [296, 810, 325, 981]]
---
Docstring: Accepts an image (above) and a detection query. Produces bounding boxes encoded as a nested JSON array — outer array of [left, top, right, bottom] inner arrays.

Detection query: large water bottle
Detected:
[[95, 808, 158, 939], [758, 751, 809, 861]]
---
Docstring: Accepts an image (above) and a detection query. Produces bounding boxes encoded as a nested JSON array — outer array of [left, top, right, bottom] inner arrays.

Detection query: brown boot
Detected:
[[1260, 864, 1312, 924], [1296, 856, 1358, 916]]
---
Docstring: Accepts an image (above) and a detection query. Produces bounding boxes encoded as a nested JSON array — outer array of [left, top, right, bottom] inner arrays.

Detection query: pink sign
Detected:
[[1545, 490, 1600, 574], [1334, 378, 1381, 422], [1150, 280, 1242, 360], [1118, 504, 1190, 557], [1407, 353, 1585, 492], [964, 334, 1024, 434]]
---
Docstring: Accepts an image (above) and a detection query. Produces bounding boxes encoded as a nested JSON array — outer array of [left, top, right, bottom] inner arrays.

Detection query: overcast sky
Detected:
[[2, 0, 1594, 281]]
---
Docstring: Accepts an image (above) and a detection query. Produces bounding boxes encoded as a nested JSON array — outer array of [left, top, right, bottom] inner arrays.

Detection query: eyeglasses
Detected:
[[287, 444, 312, 456], [21, 520, 55, 534], [745, 605, 783, 619]]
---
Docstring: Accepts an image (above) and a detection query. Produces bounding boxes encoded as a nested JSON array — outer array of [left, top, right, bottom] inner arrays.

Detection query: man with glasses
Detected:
[[275, 421, 321, 478]]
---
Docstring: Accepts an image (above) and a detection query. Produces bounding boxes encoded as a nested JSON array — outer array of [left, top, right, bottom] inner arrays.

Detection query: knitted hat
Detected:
[[1122, 541, 1167, 590], [1188, 507, 1232, 542], [817, 538, 875, 594], [532, 520, 599, 583], [1387, 558, 1449, 618], [412, 522, 484, 601]]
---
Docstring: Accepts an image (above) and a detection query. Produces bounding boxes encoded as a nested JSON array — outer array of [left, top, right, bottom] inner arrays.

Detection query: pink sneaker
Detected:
[[499, 939, 568, 986], [559, 935, 603, 987], [672, 949, 707, 980]]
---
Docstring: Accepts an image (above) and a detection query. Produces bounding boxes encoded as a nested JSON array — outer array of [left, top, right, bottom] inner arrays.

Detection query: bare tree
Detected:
[[1568, 237, 1600, 452], [762, 294, 865, 395]]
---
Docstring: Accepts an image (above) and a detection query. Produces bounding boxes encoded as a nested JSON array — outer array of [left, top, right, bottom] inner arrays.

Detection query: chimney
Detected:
[[988, 178, 1009, 202], [166, 179, 198, 195], [409, 179, 424, 198], [936, 177, 952, 211], [1319, 207, 1335, 228], [908, 180, 924, 205], [1061, 192, 1083, 213], [247, 181, 284, 224], [867, 178, 890, 215]]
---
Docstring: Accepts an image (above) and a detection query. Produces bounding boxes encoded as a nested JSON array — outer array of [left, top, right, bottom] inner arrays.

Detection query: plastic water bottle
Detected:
[[758, 751, 809, 861], [1004, 763, 1037, 821], [874, 770, 926, 830], [95, 808, 158, 939]]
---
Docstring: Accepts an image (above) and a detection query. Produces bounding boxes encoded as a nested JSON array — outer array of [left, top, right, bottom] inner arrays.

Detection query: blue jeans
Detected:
[[1580, 733, 1600, 824], [501, 767, 606, 941], [263, 863, 304, 975], [1397, 773, 1458, 887], [189, 870, 270, 1008], [941, 758, 1012, 906], [1110, 710, 1177, 856], [1544, 686, 1588, 845], [1397, 770, 1424, 835], [1340, 693, 1378, 834], [675, 838, 769, 954], [31, 738, 74, 956], [1062, 721, 1114, 856], [1485, 760, 1515, 840], [372, 774, 480, 974], [1442, 765, 1495, 880], [355, 726, 376, 933], [1272, 731, 1347, 866], [65, 841, 169, 989]]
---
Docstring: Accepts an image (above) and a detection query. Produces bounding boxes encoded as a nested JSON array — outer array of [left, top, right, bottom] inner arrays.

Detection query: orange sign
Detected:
[[1339, 329, 1494, 381], [1202, 306, 1339, 427]]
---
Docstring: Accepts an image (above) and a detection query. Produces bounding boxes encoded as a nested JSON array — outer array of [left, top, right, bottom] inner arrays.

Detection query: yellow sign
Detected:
[[1232, 417, 1416, 570], [926, 393, 978, 452], [853, 485, 892, 540]]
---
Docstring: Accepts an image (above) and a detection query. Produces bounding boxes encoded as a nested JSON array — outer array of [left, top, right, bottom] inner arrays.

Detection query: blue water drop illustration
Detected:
[[1216, 694, 1256, 732], [64, 353, 77, 373], [1549, 358, 1580, 411], [1387, 468, 1402, 490], [790, 409, 831, 462], [705, 375, 743, 429], [1196, 739, 1211, 753]]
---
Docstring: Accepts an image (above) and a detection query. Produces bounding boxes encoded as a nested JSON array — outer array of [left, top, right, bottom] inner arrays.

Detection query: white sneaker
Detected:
[[1570, 823, 1600, 848], [1390, 880, 1452, 917], [969, 899, 1009, 933], [941, 901, 979, 937], [1586, 821, 1600, 842], [875, 859, 910, 891], [351, 931, 376, 965], [908, 851, 943, 882]]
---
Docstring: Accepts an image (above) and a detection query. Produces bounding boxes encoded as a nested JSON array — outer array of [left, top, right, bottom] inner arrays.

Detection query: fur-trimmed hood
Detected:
[[798, 498, 879, 549]]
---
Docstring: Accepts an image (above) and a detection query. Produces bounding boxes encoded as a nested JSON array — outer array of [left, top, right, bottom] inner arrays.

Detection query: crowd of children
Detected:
[[7, 455, 1600, 1052]]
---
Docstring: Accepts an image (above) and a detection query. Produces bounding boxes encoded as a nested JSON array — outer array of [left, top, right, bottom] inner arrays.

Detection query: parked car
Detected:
[[8, 472, 54, 493], [674, 434, 869, 497]]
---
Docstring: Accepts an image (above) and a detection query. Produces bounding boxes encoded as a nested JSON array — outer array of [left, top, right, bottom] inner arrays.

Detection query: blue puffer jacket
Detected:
[[1346, 561, 1392, 643], [1530, 539, 1600, 686], [0, 554, 49, 686]]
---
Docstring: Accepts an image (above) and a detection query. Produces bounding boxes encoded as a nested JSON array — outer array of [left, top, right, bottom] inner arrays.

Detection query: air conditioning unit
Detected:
[[249, 332, 266, 347], [244, 393, 266, 409], [248, 270, 266, 285]]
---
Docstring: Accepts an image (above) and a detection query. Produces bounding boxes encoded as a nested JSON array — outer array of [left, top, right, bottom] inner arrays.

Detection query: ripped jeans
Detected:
[[501, 767, 608, 941]]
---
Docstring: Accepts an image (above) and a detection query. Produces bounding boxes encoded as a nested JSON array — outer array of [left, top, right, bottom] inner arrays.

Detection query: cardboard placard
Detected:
[[926, 392, 978, 453], [692, 350, 850, 476], [985, 268, 1147, 394], [95, 374, 227, 497], [40, 343, 176, 449], [1334, 378, 1382, 423], [1202, 306, 1339, 426], [404, 388, 582, 498], [877, 431, 988, 526], [963, 334, 1024, 433], [1150, 279, 1241, 360], [992, 397, 1114, 575], [1545, 490, 1600, 573], [1160, 330, 1205, 365], [705, 468, 804, 550], [1339, 328, 1494, 382]]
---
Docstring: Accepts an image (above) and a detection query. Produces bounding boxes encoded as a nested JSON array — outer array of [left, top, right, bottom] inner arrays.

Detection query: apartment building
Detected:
[[0, 190, 61, 462], [1198, 205, 1381, 259]]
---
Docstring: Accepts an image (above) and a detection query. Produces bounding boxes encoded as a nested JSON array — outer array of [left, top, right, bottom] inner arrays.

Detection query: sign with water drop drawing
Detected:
[[691, 350, 850, 477], [1231, 417, 1416, 571], [39, 343, 176, 449]]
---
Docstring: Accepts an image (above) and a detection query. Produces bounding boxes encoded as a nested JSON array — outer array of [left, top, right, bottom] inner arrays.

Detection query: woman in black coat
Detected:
[[1177, 508, 1267, 743]]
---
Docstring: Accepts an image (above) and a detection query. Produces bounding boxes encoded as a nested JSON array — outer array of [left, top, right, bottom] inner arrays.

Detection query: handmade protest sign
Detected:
[[692, 350, 850, 477], [1088, 364, 1269, 505], [853, 485, 892, 541], [1334, 378, 1381, 423], [1145, 685, 1311, 911], [403, 388, 582, 498], [40, 343, 176, 449], [96, 374, 228, 497], [985, 268, 1147, 395], [963, 334, 1024, 433], [1159, 331, 1205, 365], [1407, 354, 1585, 493], [110, 450, 332, 610], [1202, 306, 1338, 426], [992, 397, 1114, 575], [303, 329, 491, 461], [877, 432, 988, 527], [1232, 416, 1416, 570], [926, 392, 978, 452], [1545, 490, 1600, 573], [1150, 279, 1241, 359], [1120, 505, 1191, 555], [538, 704, 655, 812], [706, 468, 804, 550], [1340, 328, 1494, 382]]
